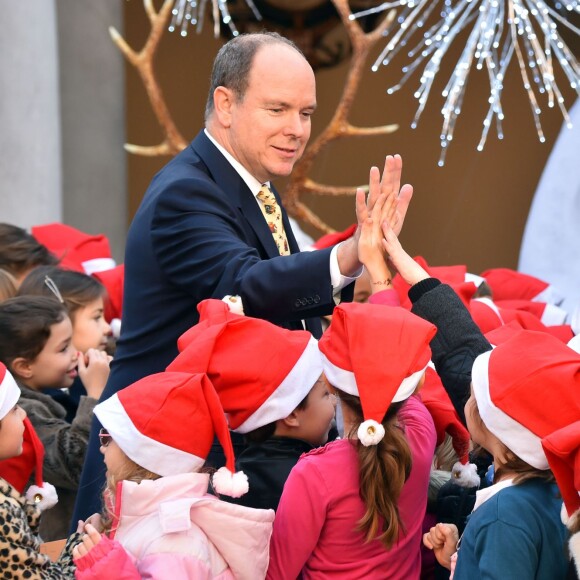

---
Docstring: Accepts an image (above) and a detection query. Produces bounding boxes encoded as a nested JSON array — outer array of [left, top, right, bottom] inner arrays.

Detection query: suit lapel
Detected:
[[192, 131, 296, 259]]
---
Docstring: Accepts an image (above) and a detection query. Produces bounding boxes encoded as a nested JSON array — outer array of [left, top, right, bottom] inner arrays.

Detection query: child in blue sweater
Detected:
[[381, 222, 575, 579]]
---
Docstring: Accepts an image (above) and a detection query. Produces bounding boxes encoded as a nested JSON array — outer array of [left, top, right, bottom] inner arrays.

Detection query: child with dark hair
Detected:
[[0, 223, 58, 285], [19, 266, 111, 356], [0, 296, 104, 541], [19, 266, 112, 421], [167, 298, 337, 512]]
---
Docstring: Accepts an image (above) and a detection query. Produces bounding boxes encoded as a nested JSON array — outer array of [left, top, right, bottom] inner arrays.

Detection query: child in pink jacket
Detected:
[[72, 371, 274, 579]]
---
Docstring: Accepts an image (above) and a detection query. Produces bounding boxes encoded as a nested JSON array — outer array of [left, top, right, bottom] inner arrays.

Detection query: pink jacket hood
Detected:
[[114, 472, 274, 579]]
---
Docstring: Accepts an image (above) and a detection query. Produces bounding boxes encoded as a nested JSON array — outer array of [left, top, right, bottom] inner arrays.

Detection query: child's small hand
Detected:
[[423, 523, 459, 570], [73, 523, 103, 561], [381, 221, 430, 287], [78, 349, 111, 400], [77, 513, 103, 534], [358, 192, 392, 286]]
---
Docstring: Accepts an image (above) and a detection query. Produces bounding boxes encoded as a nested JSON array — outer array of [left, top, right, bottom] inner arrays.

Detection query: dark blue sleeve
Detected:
[[150, 176, 339, 323]]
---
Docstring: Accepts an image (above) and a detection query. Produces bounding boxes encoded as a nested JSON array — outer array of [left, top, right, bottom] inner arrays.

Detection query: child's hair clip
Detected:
[[44, 275, 65, 304]]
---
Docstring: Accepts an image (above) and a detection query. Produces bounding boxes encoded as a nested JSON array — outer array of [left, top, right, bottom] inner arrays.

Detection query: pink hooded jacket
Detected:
[[75, 472, 274, 579]]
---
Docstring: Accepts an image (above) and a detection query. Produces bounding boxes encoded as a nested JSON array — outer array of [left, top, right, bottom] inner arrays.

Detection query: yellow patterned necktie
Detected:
[[256, 184, 290, 256]]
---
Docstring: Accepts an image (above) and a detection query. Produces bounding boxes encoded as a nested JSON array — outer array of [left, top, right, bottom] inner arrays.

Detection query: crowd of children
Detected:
[[0, 192, 579, 579]]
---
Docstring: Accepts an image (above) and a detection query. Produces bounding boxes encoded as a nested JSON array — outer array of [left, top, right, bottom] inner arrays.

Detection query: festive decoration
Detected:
[[351, 0, 579, 165], [113, 0, 398, 234], [169, 0, 262, 38]]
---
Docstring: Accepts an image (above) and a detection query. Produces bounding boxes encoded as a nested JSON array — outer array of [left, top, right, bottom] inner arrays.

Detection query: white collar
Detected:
[[472, 478, 514, 512], [204, 129, 268, 197]]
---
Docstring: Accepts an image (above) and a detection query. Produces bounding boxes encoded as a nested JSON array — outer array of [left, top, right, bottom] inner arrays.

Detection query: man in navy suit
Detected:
[[72, 32, 413, 523]]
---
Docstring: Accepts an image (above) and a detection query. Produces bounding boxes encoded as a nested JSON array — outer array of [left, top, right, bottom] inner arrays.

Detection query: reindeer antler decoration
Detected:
[[284, 0, 398, 233], [110, 0, 187, 156], [111, 0, 399, 232]]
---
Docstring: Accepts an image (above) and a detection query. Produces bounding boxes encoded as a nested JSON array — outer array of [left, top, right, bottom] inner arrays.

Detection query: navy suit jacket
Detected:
[[72, 130, 354, 523]]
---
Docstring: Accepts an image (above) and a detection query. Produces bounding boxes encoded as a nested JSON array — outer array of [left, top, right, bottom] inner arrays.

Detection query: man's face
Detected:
[[225, 44, 316, 183]]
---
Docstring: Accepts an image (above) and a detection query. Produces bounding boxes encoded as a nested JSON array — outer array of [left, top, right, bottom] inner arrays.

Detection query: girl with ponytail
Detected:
[[267, 191, 438, 579]]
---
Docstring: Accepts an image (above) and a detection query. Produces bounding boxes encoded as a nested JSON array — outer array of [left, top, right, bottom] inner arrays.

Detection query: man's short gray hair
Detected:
[[204, 32, 305, 121]]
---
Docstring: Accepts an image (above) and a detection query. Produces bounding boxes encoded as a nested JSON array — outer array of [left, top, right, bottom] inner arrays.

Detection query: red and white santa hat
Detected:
[[0, 364, 58, 509], [421, 366, 480, 487], [495, 299, 568, 327], [471, 330, 580, 473], [469, 297, 505, 334], [542, 421, 580, 574], [94, 371, 249, 497], [0, 363, 20, 421], [481, 268, 564, 306], [92, 264, 124, 334], [310, 224, 358, 250], [32, 223, 116, 276], [167, 299, 323, 433], [568, 334, 580, 354], [318, 302, 437, 446]]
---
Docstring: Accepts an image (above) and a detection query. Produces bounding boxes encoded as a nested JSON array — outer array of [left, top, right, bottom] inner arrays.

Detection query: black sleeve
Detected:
[[410, 280, 492, 424]]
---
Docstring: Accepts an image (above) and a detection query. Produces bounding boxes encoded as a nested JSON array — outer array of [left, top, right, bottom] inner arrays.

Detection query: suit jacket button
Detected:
[[294, 299, 302, 308], [306, 297, 314, 305], [313, 295, 320, 304]]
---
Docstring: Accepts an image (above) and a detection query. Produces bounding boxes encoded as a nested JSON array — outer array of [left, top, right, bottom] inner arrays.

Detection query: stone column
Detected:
[[56, 0, 127, 262], [0, 1, 62, 226]]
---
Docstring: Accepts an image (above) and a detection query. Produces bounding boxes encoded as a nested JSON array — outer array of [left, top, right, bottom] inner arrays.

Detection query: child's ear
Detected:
[[281, 411, 301, 429], [11, 357, 33, 379]]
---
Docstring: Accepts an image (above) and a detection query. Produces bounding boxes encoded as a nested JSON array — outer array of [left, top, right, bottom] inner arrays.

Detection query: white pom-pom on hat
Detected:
[[110, 318, 122, 339], [357, 420, 385, 447], [319, 303, 437, 451], [26, 482, 58, 512], [451, 461, 480, 488], [222, 295, 244, 316], [212, 466, 249, 498]]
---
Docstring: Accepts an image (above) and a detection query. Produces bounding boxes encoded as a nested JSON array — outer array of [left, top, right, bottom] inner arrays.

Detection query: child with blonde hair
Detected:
[[0, 269, 17, 303], [72, 371, 274, 578]]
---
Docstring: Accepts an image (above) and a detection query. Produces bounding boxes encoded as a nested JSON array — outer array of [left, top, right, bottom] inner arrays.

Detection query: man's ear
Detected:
[[212, 86, 235, 128], [10, 357, 33, 380]]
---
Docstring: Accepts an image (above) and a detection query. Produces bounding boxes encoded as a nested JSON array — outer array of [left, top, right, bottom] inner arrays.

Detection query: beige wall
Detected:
[[124, 3, 578, 274]]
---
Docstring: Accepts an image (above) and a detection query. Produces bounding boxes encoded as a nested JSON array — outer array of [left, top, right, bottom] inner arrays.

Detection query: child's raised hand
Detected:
[[77, 513, 103, 534], [423, 523, 459, 570], [358, 193, 394, 293], [78, 348, 111, 400], [73, 523, 103, 561], [381, 221, 430, 287]]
